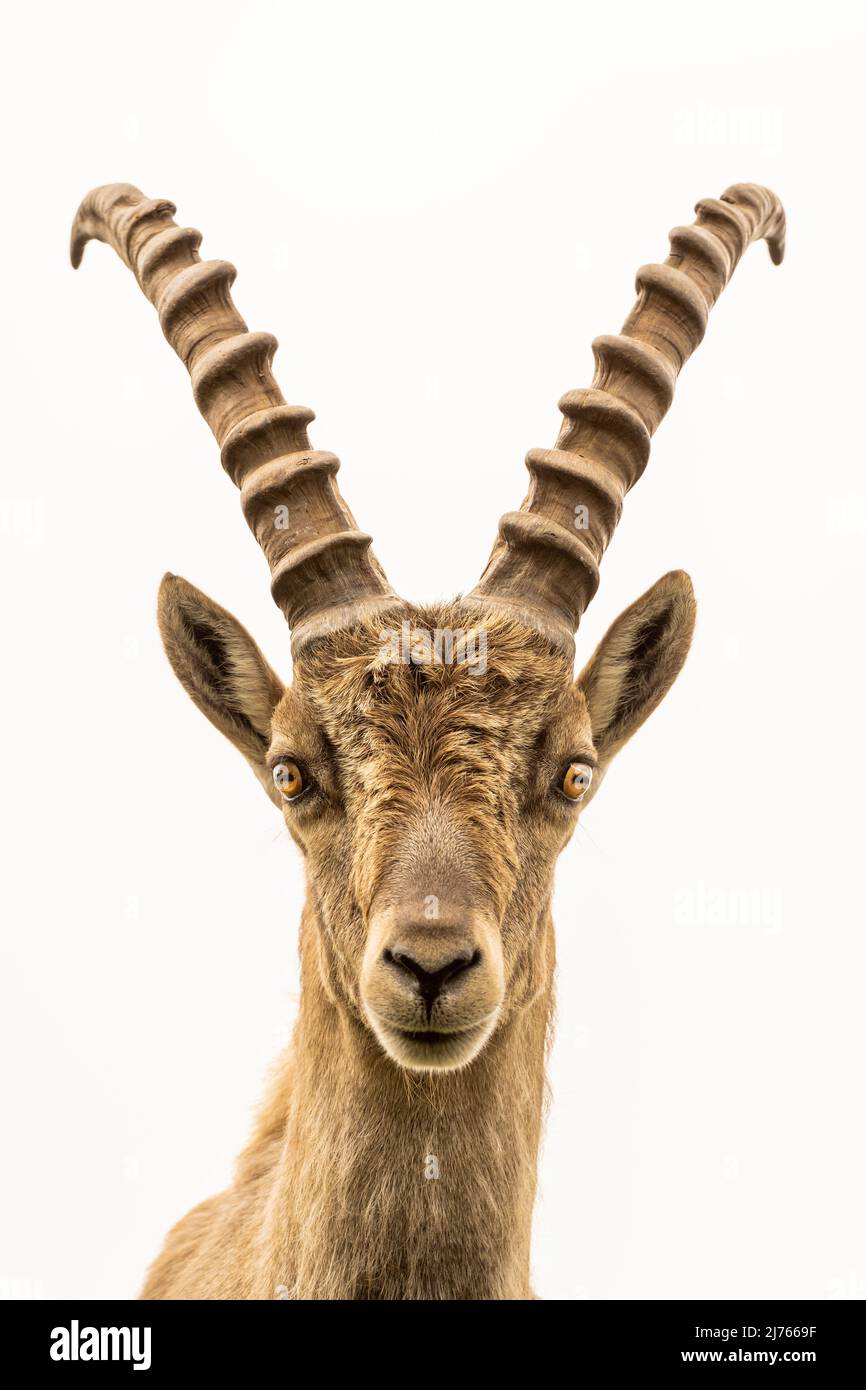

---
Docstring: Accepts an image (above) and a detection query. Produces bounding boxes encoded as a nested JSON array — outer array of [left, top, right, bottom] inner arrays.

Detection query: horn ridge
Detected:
[[71, 183, 399, 648], [468, 182, 786, 649]]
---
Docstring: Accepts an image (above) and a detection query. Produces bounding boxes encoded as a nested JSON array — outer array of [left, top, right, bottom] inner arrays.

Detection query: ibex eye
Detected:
[[273, 760, 305, 802], [561, 762, 593, 803]]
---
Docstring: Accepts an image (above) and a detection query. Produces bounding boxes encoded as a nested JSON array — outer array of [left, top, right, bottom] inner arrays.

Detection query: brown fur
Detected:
[[143, 578, 695, 1299]]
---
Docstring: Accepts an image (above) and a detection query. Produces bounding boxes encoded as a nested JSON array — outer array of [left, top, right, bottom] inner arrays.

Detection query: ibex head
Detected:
[[73, 183, 783, 1072]]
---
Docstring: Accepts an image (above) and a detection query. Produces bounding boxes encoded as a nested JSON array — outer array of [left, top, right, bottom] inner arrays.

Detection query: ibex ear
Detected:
[[576, 571, 696, 767], [157, 574, 286, 807]]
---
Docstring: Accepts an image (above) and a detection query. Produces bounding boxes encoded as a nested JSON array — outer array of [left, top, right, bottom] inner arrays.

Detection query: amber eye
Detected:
[[561, 762, 593, 802], [272, 760, 305, 802]]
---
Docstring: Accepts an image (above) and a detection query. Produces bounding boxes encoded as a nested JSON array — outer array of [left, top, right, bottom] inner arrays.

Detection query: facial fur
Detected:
[[267, 602, 593, 1071]]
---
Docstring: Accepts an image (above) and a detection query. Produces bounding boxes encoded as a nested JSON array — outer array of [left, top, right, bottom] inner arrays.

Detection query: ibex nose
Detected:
[[384, 945, 480, 1018]]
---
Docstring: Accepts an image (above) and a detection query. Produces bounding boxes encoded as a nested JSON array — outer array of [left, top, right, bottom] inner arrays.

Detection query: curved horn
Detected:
[[468, 182, 786, 652], [71, 183, 401, 651]]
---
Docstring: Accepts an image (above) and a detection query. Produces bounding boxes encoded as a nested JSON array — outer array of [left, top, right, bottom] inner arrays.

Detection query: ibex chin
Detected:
[[72, 181, 784, 1300]]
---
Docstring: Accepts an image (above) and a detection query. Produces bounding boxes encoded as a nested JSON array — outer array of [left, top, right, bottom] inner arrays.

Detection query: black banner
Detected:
[[2, 1299, 861, 1374]]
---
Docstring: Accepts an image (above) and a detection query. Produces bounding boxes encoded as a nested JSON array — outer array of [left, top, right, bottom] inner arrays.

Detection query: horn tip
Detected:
[[768, 233, 785, 266], [69, 209, 89, 268]]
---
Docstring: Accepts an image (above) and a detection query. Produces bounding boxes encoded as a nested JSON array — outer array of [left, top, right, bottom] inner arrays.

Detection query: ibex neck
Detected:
[[261, 899, 554, 1300]]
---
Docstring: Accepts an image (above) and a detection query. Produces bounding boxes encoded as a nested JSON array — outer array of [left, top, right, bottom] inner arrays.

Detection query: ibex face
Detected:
[[159, 573, 694, 1074], [74, 183, 783, 1075], [273, 607, 584, 1071]]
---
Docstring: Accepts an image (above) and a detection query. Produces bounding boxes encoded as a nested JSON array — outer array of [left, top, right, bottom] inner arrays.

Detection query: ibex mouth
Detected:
[[369, 1014, 499, 1072], [398, 1028, 468, 1044]]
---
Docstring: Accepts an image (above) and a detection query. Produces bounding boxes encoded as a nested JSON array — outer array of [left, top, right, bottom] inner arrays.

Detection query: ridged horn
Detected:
[[71, 182, 402, 651], [468, 182, 786, 652]]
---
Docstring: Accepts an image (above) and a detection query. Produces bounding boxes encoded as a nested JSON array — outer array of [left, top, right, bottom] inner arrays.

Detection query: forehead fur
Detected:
[[282, 601, 579, 744]]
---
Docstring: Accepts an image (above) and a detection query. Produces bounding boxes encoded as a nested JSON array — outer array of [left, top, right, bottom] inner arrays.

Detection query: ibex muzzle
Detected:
[[362, 880, 506, 1069]]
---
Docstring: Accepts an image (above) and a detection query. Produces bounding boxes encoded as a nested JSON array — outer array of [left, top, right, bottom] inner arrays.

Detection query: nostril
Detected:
[[441, 948, 481, 985], [383, 947, 481, 1017]]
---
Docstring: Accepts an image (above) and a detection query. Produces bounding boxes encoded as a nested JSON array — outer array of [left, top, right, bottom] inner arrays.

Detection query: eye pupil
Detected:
[[273, 760, 305, 801]]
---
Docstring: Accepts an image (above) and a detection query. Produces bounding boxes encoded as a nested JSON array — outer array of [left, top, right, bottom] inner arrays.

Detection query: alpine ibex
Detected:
[[72, 181, 784, 1300]]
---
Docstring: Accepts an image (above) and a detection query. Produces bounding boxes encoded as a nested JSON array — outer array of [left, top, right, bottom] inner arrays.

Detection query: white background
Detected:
[[1, 0, 864, 1301]]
